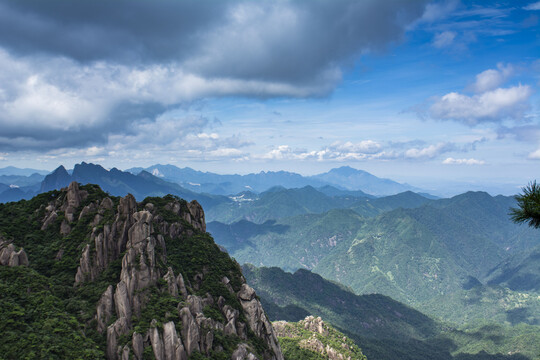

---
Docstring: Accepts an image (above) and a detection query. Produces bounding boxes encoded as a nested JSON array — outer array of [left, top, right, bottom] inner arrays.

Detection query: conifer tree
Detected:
[[510, 181, 540, 229]]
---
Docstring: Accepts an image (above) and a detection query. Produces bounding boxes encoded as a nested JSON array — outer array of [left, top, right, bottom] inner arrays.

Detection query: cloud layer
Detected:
[[260, 138, 484, 162], [0, 0, 429, 152]]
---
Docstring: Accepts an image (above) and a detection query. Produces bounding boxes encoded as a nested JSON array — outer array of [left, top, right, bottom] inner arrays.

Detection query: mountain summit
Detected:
[[310, 166, 417, 195]]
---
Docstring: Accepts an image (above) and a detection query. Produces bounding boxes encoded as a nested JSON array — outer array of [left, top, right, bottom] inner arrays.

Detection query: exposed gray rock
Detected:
[[60, 219, 71, 236], [107, 317, 130, 360], [101, 197, 114, 211], [118, 193, 137, 218], [236, 322, 248, 340], [121, 345, 130, 360], [106, 326, 118, 360], [238, 284, 284, 360], [75, 244, 94, 284], [193, 272, 203, 291], [0, 242, 29, 267], [163, 321, 187, 360], [96, 285, 115, 333], [187, 295, 203, 315], [91, 213, 103, 227], [217, 296, 226, 310], [114, 281, 132, 327], [177, 273, 188, 298], [62, 181, 86, 222], [222, 305, 240, 336], [41, 210, 57, 230], [231, 343, 258, 360], [0, 240, 15, 265], [132, 332, 144, 360], [179, 306, 200, 356], [149, 319, 165, 360], [187, 200, 206, 232], [18, 248, 29, 266], [301, 316, 329, 336], [79, 202, 97, 221], [164, 267, 179, 297]]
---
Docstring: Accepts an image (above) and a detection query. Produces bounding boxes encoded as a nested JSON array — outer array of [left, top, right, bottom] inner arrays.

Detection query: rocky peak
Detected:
[[40, 165, 72, 192], [2, 184, 283, 360], [0, 238, 29, 267], [273, 316, 366, 360], [41, 186, 280, 360], [301, 315, 329, 336]]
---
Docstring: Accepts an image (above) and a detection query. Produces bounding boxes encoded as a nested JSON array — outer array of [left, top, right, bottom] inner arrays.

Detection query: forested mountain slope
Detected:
[[0, 182, 285, 359]]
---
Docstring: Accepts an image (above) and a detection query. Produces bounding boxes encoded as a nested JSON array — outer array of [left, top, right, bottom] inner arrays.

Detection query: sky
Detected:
[[0, 0, 538, 194]]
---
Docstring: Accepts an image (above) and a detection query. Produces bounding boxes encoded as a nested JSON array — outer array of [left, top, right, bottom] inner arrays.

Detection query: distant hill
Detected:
[[206, 185, 365, 224], [209, 209, 364, 272], [0, 187, 32, 203], [0, 173, 45, 187], [310, 166, 418, 195], [316, 184, 375, 198], [349, 190, 433, 217], [314, 192, 539, 307], [0, 166, 49, 176]]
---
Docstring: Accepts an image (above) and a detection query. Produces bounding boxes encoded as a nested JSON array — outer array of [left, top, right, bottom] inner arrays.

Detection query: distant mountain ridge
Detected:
[[38, 162, 231, 211], [310, 166, 419, 195], [127, 164, 419, 196], [0, 166, 49, 176]]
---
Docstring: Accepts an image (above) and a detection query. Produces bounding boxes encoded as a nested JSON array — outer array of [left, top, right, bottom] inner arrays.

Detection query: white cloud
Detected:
[[261, 139, 480, 163], [85, 146, 106, 156], [404, 142, 452, 159], [470, 63, 513, 93], [429, 84, 532, 125], [528, 148, 540, 160], [442, 157, 485, 165], [432, 31, 457, 48], [329, 140, 382, 154], [524, 2, 540, 10]]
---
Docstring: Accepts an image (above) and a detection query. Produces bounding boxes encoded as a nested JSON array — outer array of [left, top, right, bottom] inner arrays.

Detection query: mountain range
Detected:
[[209, 191, 539, 324], [0, 178, 538, 359], [0, 163, 423, 207], [126, 164, 418, 196]]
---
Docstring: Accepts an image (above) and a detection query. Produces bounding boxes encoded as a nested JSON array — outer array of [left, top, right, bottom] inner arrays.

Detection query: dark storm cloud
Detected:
[[0, 0, 428, 82], [0, 0, 227, 64], [0, 0, 430, 151]]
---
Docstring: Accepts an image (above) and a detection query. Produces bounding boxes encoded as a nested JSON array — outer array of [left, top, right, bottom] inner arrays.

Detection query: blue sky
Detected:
[[0, 0, 538, 194]]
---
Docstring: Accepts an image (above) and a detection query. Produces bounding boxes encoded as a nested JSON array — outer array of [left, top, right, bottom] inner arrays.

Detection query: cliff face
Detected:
[[0, 182, 283, 360]]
